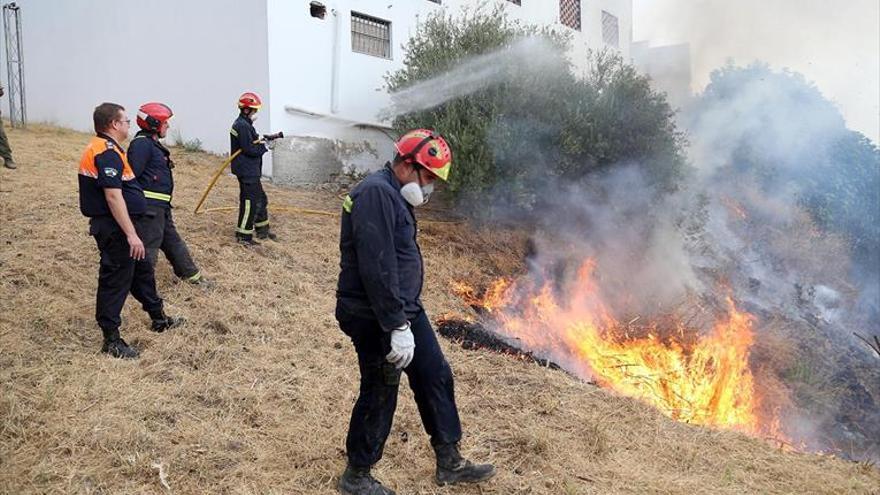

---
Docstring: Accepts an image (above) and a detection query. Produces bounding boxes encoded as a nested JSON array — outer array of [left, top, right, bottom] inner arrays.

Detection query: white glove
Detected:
[[386, 322, 415, 369]]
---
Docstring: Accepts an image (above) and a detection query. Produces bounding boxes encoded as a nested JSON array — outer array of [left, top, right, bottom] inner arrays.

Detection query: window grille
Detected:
[[602, 11, 619, 48], [559, 0, 581, 31], [351, 12, 391, 58]]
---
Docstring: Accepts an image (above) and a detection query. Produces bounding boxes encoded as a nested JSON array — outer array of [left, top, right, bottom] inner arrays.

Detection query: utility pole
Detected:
[[3, 2, 26, 128]]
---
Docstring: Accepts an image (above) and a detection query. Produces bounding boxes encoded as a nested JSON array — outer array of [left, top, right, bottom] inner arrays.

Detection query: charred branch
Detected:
[[437, 318, 561, 370]]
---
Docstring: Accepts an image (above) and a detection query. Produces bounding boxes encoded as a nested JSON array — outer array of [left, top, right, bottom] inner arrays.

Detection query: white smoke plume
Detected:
[[633, 0, 880, 143], [384, 11, 879, 460]]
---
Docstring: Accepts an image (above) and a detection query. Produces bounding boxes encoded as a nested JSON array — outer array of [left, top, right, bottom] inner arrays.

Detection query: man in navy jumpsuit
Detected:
[[129, 102, 210, 286], [78, 103, 183, 359], [335, 130, 495, 494]]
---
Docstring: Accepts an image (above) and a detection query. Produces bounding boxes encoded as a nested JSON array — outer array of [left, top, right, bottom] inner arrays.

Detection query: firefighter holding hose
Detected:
[[230, 92, 281, 245]]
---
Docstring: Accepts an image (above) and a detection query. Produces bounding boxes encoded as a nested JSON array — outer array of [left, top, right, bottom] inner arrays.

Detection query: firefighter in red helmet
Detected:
[[129, 102, 212, 286], [335, 129, 495, 494], [230, 92, 277, 245]]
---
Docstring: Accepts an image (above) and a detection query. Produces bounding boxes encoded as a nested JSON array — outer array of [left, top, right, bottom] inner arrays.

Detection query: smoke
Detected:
[[382, 37, 564, 120], [679, 64, 879, 460], [517, 167, 703, 318], [474, 62, 880, 459], [386, 11, 879, 459], [686, 63, 879, 323], [686, 65, 845, 178], [633, 0, 880, 143]]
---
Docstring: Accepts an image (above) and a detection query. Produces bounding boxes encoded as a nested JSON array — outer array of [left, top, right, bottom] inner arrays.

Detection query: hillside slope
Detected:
[[1, 124, 877, 494]]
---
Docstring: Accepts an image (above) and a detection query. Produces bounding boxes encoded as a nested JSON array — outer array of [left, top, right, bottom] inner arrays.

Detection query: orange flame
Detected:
[[721, 195, 749, 220], [455, 259, 777, 435]]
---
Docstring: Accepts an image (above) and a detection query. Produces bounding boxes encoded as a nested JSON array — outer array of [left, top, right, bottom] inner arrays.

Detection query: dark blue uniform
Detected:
[[230, 113, 270, 239], [129, 131, 202, 281], [79, 134, 146, 217], [78, 133, 163, 340], [337, 166, 425, 330], [129, 131, 174, 207], [336, 165, 462, 469]]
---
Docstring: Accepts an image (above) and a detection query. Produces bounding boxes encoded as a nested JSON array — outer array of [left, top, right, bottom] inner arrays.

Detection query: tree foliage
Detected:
[[386, 5, 686, 207]]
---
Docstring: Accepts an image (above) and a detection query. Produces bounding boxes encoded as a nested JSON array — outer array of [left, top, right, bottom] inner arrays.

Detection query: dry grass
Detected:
[[1, 123, 878, 494]]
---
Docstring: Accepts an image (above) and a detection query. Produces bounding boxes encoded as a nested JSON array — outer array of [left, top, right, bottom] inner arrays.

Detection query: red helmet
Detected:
[[394, 129, 452, 181], [238, 92, 262, 110], [136, 102, 173, 132]]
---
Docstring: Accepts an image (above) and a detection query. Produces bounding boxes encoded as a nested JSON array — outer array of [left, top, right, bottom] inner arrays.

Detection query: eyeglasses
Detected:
[[117, 119, 131, 125]]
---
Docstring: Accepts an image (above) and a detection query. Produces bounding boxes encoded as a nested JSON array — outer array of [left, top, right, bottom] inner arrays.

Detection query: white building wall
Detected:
[[265, 0, 418, 179], [267, 0, 632, 130], [5, 0, 270, 155], [5, 0, 631, 180]]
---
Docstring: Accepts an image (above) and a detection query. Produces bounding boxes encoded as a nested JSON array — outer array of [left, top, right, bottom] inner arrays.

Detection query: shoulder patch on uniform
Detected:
[[103, 167, 119, 178], [230, 128, 239, 137], [105, 141, 115, 150]]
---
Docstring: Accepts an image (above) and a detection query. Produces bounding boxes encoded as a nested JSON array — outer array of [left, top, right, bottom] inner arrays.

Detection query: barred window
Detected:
[[559, 0, 581, 31], [602, 11, 619, 48], [351, 12, 391, 58]]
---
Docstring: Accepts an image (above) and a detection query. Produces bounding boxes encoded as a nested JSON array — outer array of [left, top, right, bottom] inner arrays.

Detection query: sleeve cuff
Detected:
[[378, 314, 408, 332]]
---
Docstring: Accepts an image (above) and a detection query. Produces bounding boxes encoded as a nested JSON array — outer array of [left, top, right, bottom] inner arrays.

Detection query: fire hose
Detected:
[[194, 132, 462, 224], [193, 132, 285, 215], [193, 149, 241, 214]]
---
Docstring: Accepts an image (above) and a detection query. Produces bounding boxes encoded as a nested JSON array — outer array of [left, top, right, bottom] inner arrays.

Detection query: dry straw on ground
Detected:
[[1, 124, 878, 494]]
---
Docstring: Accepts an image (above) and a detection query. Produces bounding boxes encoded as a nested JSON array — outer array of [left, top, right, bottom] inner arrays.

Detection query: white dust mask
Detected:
[[400, 182, 425, 207]]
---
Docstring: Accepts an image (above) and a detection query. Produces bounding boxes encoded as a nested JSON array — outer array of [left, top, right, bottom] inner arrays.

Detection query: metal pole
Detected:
[[3, 2, 25, 128], [13, 1, 23, 126], [2, 5, 11, 125]]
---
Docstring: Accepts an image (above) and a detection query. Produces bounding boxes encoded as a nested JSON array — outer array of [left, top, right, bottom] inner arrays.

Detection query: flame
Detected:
[[721, 195, 749, 220], [455, 260, 778, 435]]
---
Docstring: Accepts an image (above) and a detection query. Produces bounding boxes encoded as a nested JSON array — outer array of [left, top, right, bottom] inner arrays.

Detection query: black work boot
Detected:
[[337, 464, 395, 495], [186, 273, 215, 289], [434, 443, 496, 486], [255, 227, 278, 241], [236, 234, 260, 246], [101, 338, 139, 359], [150, 312, 186, 333]]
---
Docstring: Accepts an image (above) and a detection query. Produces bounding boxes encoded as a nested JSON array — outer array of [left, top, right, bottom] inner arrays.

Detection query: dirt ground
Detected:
[[1, 123, 878, 494]]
